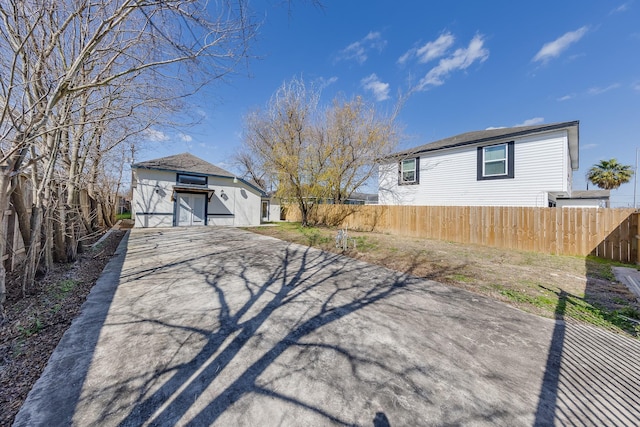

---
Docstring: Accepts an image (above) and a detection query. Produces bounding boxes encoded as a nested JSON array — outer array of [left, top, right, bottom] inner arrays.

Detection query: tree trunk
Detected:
[[65, 209, 80, 261], [299, 201, 309, 227], [43, 206, 54, 271], [0, 173, 11, 322], [53, 198, 67, 263], [23, 205, 43, 295], [10, 175, 32, 255]]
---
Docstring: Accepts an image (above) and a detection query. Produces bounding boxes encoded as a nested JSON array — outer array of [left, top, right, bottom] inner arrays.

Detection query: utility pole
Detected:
[[635, 148, 639, 209]]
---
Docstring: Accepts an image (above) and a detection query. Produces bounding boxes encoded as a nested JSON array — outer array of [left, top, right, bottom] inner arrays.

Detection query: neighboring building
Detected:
[[116, 196, 131, 214], [378, 121, 603, 207], [347, 192, 379, 205], [548, 190, 610, 208], [131, 153, 269, 227]]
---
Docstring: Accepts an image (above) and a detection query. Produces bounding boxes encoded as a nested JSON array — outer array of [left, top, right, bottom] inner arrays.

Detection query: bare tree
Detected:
[[241, 77, 400, 226], [234, 147, 270, 190], [320, 95, 399, 203], [242, 77, 320, 225], [0, 0, 256, 319]]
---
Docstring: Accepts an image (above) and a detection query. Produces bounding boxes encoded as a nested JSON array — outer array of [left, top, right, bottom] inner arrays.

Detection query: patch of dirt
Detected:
[[248, 224, 640, 336], [0, 221, 131, 426]]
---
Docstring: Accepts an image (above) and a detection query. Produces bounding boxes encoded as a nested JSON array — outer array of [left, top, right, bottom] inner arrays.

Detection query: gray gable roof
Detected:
[[549, 190, 610, 200], [132, 153, 235, 178], [388, 121, 580, 169], [132, 153, 269, 197]]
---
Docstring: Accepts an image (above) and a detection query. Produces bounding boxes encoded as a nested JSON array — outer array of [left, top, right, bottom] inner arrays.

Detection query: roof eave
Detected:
[[131, 164, 235, 179], [567, 124, 579, 170], [384, 120, 581, 161], [132, 164, 267, 196]]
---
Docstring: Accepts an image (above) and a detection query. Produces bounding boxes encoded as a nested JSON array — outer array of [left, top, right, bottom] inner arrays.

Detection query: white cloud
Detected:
[[587, 83, 620, 95], [557, 94, 574, 101], [397, 49, 414, 65], [417, 33, 455, 63], [143, 128, 169, 142], [582, 143, 598, 150], [514, 117, 544, 127], [633, 82, 640, 91], [317, 76, 338, 89], [398, 32, 455, 65], [533, 26, 589, 64], [417, 34, 489, 90], [610, 2, 631, 14], [337, 31, 386, 64], [178, 133, 193, 142], [361, 74, 390, 101], [485, 126, 506, 130]]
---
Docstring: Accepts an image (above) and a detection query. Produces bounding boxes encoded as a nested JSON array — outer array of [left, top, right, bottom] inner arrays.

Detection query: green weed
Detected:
[[449, 274, 475, 283], [353, 235, 377, 252], [586, 255, 639, 281], [116, 212, 131, 220], [17, 317, 43, 338], [496, 284, 638, 335], [55, 279, 79, 299]]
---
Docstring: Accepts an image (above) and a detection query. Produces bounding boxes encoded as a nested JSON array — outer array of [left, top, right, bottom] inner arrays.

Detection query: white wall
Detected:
[[132, 170, 176, 228], [267, 198, 283, 222], [379, 130, 570, 207], [207, 176, 263, 226], [132, 169, 263, 227], [556, 199, 606, 208]]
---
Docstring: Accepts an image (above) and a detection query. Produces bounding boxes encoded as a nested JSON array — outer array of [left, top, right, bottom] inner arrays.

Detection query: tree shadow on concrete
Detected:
[[115, 242, 425, 426], [101, 227, 504, 426], [56, 227, 565, 426]]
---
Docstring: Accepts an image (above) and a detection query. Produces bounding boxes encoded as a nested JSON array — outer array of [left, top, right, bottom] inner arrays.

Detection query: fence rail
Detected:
[[285, 205, 639, 263]]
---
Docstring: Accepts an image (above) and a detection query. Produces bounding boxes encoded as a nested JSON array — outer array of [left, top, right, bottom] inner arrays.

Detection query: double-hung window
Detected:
[[484, 145, 507, 176], [399, 157, 419, 184], [477, 142, 514, 180]]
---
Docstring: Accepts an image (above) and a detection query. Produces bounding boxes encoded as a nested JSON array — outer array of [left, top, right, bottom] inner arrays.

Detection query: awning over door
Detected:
[[171, 185, 215, 201]]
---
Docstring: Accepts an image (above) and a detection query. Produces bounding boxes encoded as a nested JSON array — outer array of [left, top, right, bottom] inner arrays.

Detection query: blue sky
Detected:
[[139, 0, 640, 207]]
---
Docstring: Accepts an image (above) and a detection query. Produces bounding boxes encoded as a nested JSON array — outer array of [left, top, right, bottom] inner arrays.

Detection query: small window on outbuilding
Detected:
[[177, 173, 207, 186], [477, 142, 514, 180], [399, 157, 419, 185]]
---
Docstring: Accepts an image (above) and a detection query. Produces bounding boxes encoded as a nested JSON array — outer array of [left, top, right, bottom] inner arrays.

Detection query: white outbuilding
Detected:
[[131, 153, 271, 227]]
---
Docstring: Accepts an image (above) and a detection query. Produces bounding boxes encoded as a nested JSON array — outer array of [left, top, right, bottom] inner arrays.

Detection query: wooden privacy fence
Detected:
[[2, 187, 99, 273], [286, 205, 639, 263]]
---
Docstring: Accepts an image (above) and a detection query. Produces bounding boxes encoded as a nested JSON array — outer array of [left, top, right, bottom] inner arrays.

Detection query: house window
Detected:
[[399, 157, 419, 184], [477, 142, 514, 180], [177, 173, 207, 186]]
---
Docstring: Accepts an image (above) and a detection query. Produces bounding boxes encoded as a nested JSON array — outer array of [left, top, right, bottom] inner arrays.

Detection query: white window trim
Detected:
[[482, 144, 508, 177], [400, 158, 417, 184]]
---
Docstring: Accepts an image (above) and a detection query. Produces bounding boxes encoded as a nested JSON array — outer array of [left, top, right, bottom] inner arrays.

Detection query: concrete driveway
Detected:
[[14, 227, 640, 426]]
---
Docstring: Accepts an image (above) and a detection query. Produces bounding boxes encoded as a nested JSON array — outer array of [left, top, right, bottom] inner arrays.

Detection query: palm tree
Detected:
[[586, 158, 633, 190]]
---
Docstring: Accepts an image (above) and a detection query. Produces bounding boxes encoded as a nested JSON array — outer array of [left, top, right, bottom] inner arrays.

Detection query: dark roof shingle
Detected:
[[390, 121, 580, 158], [132, 153, 234, 178]]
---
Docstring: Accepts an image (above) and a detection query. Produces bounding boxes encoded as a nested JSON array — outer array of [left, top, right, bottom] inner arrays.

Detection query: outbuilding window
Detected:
[[399, 157, 419, 185], [477, 142, 514, 180], [177, 173, 207, 186]]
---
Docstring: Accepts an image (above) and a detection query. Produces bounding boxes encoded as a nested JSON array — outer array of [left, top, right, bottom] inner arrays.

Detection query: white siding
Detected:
[[132, 170, 176, 227], [132, 169, 263, 228], [556, 199, 606, 208], [268, 199, 283, 222], [379, 130, 570, 207]]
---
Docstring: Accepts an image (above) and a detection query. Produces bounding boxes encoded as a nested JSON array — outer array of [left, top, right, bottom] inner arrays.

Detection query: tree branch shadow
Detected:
[[114, 239, 430, 426]]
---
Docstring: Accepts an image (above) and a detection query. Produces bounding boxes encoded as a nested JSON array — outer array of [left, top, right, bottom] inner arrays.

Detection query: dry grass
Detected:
[[247, 222, 640, 338]]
